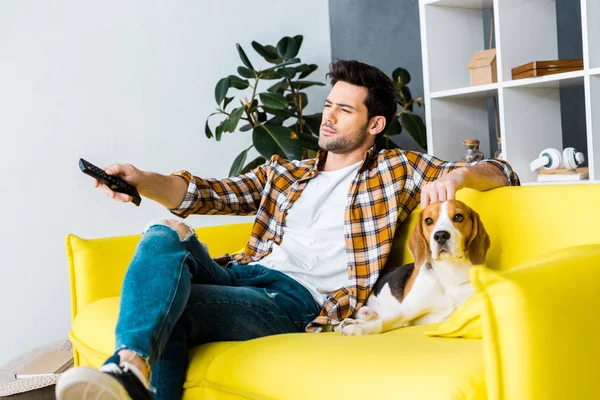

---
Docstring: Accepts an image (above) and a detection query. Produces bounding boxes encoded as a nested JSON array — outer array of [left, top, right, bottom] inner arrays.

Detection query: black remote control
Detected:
[[79, 158, 142, 206]]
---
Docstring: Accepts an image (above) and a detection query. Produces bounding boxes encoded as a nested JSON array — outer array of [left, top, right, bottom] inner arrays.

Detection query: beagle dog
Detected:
[[337, 199, 490, 336]]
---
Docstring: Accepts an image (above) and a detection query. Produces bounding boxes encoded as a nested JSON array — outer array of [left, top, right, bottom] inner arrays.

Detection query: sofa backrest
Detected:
[[66, 223, 254, 320], [386, 185, 600, 271]]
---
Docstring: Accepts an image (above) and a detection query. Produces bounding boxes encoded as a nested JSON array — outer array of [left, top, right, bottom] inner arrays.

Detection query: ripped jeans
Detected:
[[113, 220, 320, 399]]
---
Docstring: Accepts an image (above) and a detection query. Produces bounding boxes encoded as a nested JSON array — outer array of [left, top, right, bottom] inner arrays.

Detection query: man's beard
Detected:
[[319, 122, 370, 154]]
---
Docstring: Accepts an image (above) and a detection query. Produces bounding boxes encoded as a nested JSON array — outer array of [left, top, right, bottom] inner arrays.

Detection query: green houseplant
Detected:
[[205, 35, 427, 176], [205, 35, 325, 176], [377, 67, 427, 151]]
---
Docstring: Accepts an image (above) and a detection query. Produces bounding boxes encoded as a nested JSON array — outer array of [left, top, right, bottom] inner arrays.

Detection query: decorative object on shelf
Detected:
[[511, 59, 583, 80], [529, 147, 585, 172], [205, 35, 326, 176], [537, 167, 589, 182], [466, 49, 497, 86], [461, 139, 484, 162], [379, 67, 427, 151], [466, 7, 496, 87]]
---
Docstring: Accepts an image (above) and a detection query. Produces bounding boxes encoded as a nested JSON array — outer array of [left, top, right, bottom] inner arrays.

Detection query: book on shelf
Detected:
[[537, 173, 589, 182], [537, 167, 589, 182], [14, 350, 74, 379]]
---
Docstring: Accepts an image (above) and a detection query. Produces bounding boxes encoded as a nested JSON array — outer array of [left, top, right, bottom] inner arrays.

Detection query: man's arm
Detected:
[[402, 151, 520, 209], [94, 162, 269, 217], [93, 164, 188, 209], [138, 172, 188, 209], [420, 162, 509, 208]]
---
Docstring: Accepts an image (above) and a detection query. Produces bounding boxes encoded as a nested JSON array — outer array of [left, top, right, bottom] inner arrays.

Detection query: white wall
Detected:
[[0, 0, 331, 365]]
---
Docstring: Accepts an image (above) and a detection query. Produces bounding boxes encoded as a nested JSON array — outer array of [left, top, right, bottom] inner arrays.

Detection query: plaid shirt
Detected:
[[169, 146, 520, 332]]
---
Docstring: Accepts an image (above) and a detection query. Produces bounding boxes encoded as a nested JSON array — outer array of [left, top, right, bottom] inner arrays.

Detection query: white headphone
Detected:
[[530, 147, 585, 172]]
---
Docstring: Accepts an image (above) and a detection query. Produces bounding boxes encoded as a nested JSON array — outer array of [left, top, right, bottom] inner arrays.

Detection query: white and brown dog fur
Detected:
[[337, 199, 490, 336]]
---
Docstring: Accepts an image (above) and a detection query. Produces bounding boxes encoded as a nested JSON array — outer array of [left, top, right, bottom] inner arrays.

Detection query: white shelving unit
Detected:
[[419, 0, 600, 184]]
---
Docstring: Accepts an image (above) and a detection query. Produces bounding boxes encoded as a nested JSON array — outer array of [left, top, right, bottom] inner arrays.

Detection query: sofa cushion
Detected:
[[425, 290, 484, 340], [71, 297, 487, 400]]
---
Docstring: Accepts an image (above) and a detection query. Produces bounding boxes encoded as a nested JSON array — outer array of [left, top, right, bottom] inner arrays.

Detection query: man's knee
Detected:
[[164, 219, 194, 241], [143, 219, 195, 241]]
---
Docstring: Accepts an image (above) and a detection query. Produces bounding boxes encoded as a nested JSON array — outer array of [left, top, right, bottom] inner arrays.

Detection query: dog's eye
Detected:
[[453, 214, 464, 222], [424, 217, 433, 226]]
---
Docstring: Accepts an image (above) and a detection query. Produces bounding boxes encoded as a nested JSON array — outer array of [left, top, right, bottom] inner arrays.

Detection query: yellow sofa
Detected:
[[65, 185, 600, 399]]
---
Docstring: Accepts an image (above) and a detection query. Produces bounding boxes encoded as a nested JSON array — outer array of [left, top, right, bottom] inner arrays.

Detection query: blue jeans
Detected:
[[113, 222, 320, 399]]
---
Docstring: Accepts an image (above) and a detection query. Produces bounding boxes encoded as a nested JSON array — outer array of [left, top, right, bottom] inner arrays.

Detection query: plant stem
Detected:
[[243, 78, 261, 127], [398, 101, 411, 116], [287, 79, 304, 133], [243, 98, 258, 126], [397, 96, 423, 116]]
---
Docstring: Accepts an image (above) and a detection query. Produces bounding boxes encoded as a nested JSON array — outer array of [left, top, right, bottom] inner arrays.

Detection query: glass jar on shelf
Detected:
[[461, 139, 484, 162]]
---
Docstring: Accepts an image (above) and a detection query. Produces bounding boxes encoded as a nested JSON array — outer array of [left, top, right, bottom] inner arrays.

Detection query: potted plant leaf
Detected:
[[376, 67, 427, 151], [205, 35, 326, 176], [206, 35, 427, 175]]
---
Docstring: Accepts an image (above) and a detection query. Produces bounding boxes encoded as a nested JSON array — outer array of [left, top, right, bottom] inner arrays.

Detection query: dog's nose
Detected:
[[434, 231, 450, 244]]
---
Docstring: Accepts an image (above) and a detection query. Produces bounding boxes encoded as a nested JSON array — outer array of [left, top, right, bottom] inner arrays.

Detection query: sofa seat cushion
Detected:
[[71, 297, 486, 400]]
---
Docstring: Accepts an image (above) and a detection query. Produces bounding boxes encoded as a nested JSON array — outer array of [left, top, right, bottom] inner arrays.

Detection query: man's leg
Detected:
[[152, 276, 319, 399], [114, 220, 236, 374], [56, 219, 239, 400]]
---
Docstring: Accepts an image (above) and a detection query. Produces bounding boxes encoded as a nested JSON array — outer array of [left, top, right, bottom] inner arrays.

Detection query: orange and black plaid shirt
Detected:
[[169, 146, 520, 332]]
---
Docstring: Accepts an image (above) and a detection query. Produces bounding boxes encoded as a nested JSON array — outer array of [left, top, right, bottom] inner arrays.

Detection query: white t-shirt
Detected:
[[251, 161, 362, 305]]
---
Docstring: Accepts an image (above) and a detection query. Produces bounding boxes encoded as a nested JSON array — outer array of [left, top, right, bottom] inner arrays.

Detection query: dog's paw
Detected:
[[356, 306, 378, 321], [334, 318, 358, 332], [341, 324, 367, 336]]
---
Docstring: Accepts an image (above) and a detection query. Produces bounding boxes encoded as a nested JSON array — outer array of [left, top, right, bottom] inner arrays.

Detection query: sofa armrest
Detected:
[[472, 244, 600, 400], [65, 222, 253, 322]]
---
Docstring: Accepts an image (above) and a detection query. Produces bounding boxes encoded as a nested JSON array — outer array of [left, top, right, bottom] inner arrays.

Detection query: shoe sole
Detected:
[[55, 367, 133, 400]]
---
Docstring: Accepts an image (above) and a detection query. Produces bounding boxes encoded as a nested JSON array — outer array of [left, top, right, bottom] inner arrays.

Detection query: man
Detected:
[[57, 60, 519, 400]]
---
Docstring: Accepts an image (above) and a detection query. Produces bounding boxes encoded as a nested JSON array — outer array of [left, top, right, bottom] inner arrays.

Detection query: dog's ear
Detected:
[[408, 216, 429, 267], [467, 211, 490, 265]]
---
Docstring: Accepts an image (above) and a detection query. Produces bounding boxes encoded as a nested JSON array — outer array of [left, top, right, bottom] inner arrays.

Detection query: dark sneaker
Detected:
[[55, 354, 153, 400]]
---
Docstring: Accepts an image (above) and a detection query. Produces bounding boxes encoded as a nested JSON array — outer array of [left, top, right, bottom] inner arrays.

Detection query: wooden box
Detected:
[[511, 59, 583, 80], [466, 49, 497, 86]]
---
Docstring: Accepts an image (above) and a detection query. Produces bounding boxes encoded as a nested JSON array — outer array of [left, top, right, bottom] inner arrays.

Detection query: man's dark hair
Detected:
[[327, 60, 397, 132]]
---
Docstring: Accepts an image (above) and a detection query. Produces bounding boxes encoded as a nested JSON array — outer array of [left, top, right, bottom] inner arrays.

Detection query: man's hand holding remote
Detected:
[[95, 163, 188, 209]]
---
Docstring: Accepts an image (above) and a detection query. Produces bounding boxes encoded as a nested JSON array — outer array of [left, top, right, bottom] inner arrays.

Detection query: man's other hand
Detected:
[[420, 169, 467, 209]]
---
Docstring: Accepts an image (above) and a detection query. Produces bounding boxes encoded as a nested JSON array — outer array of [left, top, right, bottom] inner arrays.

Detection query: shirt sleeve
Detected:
[[404, 151, 520, 187], [167, 162, 270, 218]]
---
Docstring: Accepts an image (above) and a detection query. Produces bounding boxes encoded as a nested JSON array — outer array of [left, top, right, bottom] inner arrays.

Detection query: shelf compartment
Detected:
[[498, 0, 583, 83], [503, 80, 588, 184], [586, 0, 600, 68], [422, 2, 496, 93], [428, 96, 495, 162]]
